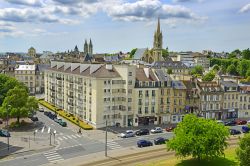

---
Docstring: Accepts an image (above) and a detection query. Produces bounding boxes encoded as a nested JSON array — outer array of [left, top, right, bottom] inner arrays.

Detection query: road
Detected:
[[0, 106, 175, 166]]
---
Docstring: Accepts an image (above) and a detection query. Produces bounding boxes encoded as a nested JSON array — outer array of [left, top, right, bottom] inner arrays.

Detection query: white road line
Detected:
[[44, 153, 58, 157], [71, 135, 77, 138], [48, 127, 51, 134], [50, 159, 64, 162], [76, 134, 81, 138], [41, 127, 44, 133], [44, 151, 57, 155], [63, 136, 68, 140], [67, 136, 72, 139], [58, 137, 63, 141], [46, 155, 61, 159]]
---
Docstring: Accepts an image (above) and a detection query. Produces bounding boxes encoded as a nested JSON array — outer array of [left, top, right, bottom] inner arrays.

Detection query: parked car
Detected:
[[230, 129, 241, 135], [242, 126, 250, 133], [165, 126, 175, 132], [135, 129, 150, 136], [154, 137, 168, 145], [151, 127, 163, 133], [39, 108, 44, 112], [44, 111, 49, 116], [0, 129, 10, 137], [119, 130, 135, 138], [137, 139, 153, 147], [54, 117, 62, 123], [48, 113, 57, 120], [216, 120, 225, 125], [135, 129, 149, 136], [59, 121, 67, 127], [236, 120, 247, 125], [247, 120, 250, 124], [224, 120, 236, 126], [31, 117, 39, 122]]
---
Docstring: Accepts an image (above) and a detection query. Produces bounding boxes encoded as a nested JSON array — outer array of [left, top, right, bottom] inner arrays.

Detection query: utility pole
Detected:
[[105, 120, 107, 157], [49, 131, 52, 146], [7, 105, 11, 151], [53, 130, 56, 144]]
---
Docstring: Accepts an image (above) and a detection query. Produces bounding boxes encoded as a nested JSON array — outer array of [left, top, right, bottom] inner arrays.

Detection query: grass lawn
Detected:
[[138, 147, 239, 166]]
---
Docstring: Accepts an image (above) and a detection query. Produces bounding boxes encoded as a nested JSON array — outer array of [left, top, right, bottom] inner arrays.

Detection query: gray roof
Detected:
[[154, 69, 171, 81], [104, 55, 120, 62], [172, 81, 186, 89], [221, 81, 238, 87], [37, 64, 50, 72], [133, 48, 147, 60], [151, 61, 188, 69]]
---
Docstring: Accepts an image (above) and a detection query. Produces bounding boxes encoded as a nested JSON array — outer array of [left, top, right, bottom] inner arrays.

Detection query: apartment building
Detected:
[[197, 81, 223, 120], [45, 62, 137, 128], [238, 84, 250, 118], [221, 81, 239, 119]]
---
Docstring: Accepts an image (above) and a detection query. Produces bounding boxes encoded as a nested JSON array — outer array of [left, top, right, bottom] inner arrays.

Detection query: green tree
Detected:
[[191, 65, 203, 76], [236, 133, 250, 166], [202, 71, 215, 81], [129, 48, 137, 58], [242, 48, 250, 60], [167, 68, 173, 74], [237, 60, 250, 77], [1, 87, 29, 123], [167, 114, 229, 160], [227, 64, 238, 75], [228, 53, 236, 59], [26, 96, 39, 115], [162, 47, 169, 59], [212, 64, 220, 71]]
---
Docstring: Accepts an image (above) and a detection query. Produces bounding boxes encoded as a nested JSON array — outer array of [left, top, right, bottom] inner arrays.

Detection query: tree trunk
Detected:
[[17, 116, 20, 124]]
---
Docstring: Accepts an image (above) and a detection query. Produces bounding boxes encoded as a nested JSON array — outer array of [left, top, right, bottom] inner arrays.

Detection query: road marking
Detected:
[[67, 135, 72, 139], [71, 135, 77, 138], [41, 126, 44, 133], [107, 140, 122, 150], [76, 134, 81, 138], [63, 136, 68, 140], [48, 127, 51, 133], [58, 137, 63, 141], [43, 151, 64, 163]]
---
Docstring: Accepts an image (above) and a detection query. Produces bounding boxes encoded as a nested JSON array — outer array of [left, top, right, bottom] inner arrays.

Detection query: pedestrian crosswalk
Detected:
[[44, 150, 64, 163], [107, 140, 122, 150], [56, 134, 83, 142]]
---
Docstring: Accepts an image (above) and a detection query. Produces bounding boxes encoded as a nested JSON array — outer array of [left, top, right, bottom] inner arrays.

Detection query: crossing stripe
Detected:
[[67, 136, 72, 139], [63, 136, 68, 140], [71, 135, 77, 138]]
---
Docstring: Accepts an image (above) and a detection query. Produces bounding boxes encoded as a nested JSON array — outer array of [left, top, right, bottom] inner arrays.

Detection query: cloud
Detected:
[[239, 3, 250, 13], [51, 0, 98, 5], [0, 8, 76, 24], [173, 0, 203, 2], [105, 0, 205, 22], [0, 22, 24, 37], [4, 0, 43, 7]]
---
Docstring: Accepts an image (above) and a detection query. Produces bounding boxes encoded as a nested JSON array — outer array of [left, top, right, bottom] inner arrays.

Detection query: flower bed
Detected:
[[38, 100, 93, 130]]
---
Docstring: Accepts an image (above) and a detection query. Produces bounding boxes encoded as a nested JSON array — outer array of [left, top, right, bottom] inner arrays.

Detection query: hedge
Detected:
[[38, 100, 93, 130]]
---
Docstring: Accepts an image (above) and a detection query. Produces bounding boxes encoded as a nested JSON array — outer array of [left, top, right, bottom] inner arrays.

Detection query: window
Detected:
[[145, 107, 148, 114], [128, 106, 131, 111], [161, 98, 164, 105], [128, 72, 132, 76], [128, 89, 132, 94], [138, 90, 142, 97], [152, 90, 155, 97], [161, 89, 164, 95], [174, 99, 176, 105], [248, 105, 250, 109], [179, 99, 182, 105], [145, 90, 149, 97], [138, 99, 142, 105], [151, 107, 155, 113], [128, 98, 132, 102], [245, 112, 249, 115], [128, 80, 132, 85], [240, 96, 242, 102]]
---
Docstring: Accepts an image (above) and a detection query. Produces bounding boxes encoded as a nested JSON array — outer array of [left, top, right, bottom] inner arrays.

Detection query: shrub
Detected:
[[236, 133, 250, 166]]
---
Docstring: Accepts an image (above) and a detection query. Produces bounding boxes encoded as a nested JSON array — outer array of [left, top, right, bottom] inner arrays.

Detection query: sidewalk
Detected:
[[0, 132, 56, 159]]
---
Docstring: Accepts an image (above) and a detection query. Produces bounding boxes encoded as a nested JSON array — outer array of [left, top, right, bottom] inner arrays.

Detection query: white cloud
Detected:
[[239, 3, 250, 13], [0, 22, 24, 37], [0, 8, 76, 24], [105, 0, 205, 22], [173, 0, 204, 2], [5, 0, 43, 7]]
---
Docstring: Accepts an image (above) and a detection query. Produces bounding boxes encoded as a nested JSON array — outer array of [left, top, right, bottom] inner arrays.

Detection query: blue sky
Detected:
[[0, 0, 250, 53]]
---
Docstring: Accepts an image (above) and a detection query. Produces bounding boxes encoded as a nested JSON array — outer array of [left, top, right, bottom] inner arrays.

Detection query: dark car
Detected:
[[166, 126, 175, 132], [224, 120, 236, 126], [230, 129, 241, 135], [242, 126, 250, 133], [48, 113, 57, 120], [31, 117, 39, 122], [44, 111, 49, 116], [0, 129, 10, 137], [59, 121, 67, 127], [137, 140, 153, 147], [236, 120, 247, 125], [154, 137, 168, 145], [135, 129, 150, 136]]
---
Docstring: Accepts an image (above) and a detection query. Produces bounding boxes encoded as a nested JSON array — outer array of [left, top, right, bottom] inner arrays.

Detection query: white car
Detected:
[[247, 120, 250, 124], [151, 127, 163, 133], [119, 130, 135, 138]]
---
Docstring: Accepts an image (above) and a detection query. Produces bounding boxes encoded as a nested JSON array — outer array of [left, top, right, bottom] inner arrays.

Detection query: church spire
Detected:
[[84, 39, 88, 54], [157, 17, 160, 33]]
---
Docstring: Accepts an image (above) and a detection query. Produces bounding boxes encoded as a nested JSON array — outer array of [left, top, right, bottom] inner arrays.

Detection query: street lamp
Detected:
[[6, 105, 11, 151]]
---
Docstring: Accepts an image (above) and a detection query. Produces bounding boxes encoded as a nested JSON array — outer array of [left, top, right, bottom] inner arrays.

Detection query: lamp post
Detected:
[[105, 120, 107, 157], [7, 105, 11, 151]]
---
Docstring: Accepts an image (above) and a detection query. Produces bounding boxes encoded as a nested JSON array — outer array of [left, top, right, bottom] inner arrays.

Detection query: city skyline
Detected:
[[0, 0, 250, 53]]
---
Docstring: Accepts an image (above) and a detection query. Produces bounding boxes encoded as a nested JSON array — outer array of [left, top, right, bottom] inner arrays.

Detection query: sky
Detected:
[[0, 0, 250, 54]]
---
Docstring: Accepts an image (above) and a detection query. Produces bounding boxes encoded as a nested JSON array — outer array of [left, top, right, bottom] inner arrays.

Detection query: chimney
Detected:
[[144, 68, 149, 78]]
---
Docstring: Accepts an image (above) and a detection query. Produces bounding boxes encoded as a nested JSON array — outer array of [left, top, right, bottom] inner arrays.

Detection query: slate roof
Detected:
[[220, 81, 238, 87], [135, 68, 158, 81], [151, 61, 188, 69], [133, 48, 147, 60], [172, 81, 186, 89]]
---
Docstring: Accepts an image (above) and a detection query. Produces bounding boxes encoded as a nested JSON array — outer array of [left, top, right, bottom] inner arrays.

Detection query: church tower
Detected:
[[152, 17, 163, 62], [89, 39, 93, 55], [84, 39, 88, 54]]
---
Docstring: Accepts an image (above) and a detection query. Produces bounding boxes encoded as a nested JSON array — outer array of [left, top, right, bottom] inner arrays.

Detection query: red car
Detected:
[[165, 126, 175, 132], [236, 120, 247, 125]]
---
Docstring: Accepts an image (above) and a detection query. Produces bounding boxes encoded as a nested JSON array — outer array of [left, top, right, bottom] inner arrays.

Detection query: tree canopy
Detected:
[[242, 48, 250, 60], [202, 71, 215, 81], [167, 114, 229, 160], [227, 64, 238, 75], [162, 48, 169, 59], [129, 48, 137, 58], [236, 133, 250, 166], [191, 65, 203, 76]]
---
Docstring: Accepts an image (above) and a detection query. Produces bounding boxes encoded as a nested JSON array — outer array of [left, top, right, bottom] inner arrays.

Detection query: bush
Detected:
[[38, 100, 93, 130], [236, 133, 250, 166]]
